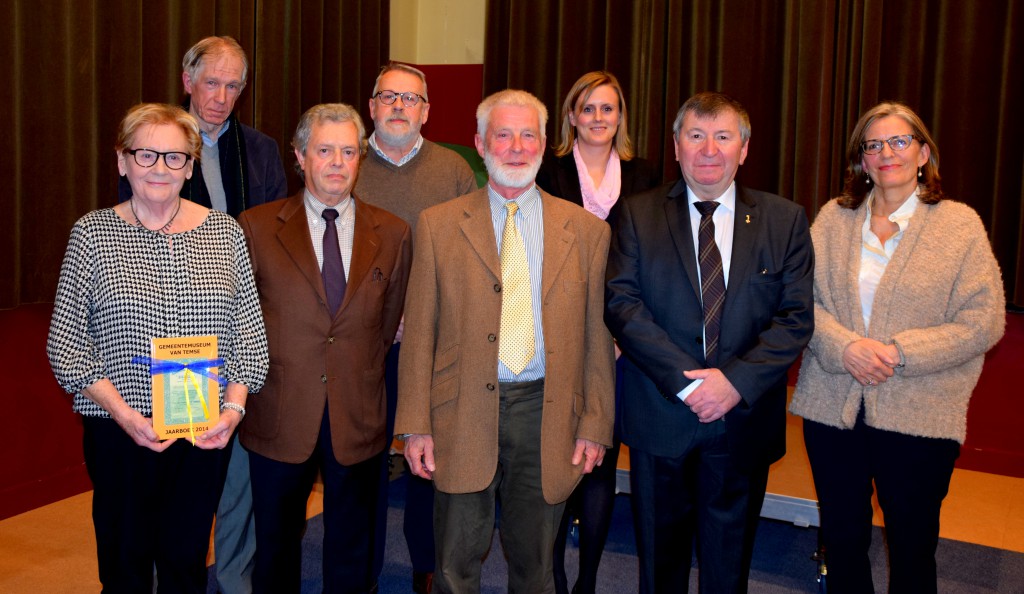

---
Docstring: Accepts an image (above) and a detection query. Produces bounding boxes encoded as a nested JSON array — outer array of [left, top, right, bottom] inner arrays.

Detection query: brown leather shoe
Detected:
[[412, 571, 433, 594]]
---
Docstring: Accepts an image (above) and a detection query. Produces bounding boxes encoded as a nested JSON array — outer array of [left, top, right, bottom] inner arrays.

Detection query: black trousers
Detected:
[[803, 414, 960, 594], [405, 471, 437, 572], [630, 421, 769, 594], [82, 416, 231, 594], [553, 437, 620, 594], [376, 342, 437, 576], [249, 404, 381, 594], [553, 356, 627, 594], [372, 342, 400, 580]]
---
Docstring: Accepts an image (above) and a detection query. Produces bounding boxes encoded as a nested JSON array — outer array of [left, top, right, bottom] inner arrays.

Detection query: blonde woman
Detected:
[[537, 71, 657, 594]]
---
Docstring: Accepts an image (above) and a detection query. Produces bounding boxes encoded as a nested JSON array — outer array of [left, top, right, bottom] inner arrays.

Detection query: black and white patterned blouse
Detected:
[[47, 208, 269, 417]]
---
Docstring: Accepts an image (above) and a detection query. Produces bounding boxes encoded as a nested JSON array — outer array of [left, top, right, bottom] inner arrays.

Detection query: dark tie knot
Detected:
[[322, 208, 340, 223], [695, 201, 720, 218]]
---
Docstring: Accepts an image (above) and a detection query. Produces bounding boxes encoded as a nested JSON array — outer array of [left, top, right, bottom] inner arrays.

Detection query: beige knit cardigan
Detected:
[[790, 198, 1005, 443]]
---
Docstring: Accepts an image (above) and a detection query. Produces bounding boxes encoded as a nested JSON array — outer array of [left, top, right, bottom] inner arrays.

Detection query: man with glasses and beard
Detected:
[[353, 62, 477, 594], [395, 90, 615, 593], [355, 62, 477, 225]]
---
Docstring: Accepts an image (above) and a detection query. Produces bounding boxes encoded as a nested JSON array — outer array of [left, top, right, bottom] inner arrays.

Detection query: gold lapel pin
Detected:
[[745, 214, 751, 224]]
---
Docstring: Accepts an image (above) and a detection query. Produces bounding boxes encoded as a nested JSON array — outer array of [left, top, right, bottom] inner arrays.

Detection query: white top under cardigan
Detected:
[[790, 196, 1005, 443]]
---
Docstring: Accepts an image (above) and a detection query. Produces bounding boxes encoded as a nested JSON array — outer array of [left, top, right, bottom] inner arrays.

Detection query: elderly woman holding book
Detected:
[[47, 103, 268, 593]]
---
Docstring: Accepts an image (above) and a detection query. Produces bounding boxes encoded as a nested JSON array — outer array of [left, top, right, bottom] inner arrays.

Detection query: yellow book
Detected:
[[144, 335, 222, 443]]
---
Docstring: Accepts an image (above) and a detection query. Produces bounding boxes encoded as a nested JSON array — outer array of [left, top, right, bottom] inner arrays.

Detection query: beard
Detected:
[[483, 151, 542, 189], [374, 117, 421, 148]]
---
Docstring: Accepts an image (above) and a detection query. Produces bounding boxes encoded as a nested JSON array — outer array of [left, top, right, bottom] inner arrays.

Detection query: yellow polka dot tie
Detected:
[[499, 202, 534, 375]]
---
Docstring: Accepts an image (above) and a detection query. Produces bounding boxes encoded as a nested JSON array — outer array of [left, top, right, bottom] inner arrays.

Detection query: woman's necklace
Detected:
[[130, 197, 181, 234]]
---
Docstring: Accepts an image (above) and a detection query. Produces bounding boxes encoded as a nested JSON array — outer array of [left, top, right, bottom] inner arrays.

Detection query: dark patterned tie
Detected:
[[321, 208, 346, 315], [695, 201, 725, 366]]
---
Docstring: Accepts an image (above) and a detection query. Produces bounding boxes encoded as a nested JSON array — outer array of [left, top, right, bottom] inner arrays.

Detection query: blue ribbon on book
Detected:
[[131, 356, 228, 386]]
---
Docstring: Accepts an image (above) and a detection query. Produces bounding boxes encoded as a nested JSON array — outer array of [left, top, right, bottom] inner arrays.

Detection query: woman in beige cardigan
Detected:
[[790, 102, 1005, 594]]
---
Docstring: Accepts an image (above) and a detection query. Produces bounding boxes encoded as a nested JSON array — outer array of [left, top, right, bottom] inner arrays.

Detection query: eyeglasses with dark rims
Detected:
[[126, 149, 192, 170], [373, 90, 427, 107]]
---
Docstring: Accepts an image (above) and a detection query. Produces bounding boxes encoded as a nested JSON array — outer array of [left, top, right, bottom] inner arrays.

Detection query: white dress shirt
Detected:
[[678, 182, 738, 401], [860, 188, 920, 331]]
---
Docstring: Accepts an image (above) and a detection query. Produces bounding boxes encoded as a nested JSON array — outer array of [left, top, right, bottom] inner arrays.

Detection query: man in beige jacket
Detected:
[[395, 89, 615, 593]]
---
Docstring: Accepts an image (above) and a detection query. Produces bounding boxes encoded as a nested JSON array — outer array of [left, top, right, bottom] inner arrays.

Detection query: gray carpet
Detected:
[[214, 471, 1024, 592]]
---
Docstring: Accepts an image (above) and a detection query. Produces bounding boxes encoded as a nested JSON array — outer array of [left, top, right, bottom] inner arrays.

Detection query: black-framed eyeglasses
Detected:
[[861, 134, 919, 155], [126, 149, 192, 170], [373, 90, 427, 107]]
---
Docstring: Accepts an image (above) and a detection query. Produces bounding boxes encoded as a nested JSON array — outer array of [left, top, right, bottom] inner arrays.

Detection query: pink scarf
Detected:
[[572, 141, 622, 220]]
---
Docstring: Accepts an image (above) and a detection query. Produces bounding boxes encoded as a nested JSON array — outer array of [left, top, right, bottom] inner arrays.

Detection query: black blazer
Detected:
[[604, 180, 814, 469], [535, 152, 659, 226]]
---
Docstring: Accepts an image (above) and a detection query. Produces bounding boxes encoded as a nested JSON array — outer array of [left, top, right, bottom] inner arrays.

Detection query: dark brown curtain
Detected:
[[0, 0, 388, 309], [255, 0, 390, 178], [484, 0, 1024, 308]]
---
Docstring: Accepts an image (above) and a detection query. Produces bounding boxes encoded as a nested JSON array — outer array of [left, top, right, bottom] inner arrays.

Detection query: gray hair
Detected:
[[476, 90, 548, 139], [291, 103, 367, 173], [672, 92, 751, 144], [182, 36, 249, 86], [372, 62, 429, 102]]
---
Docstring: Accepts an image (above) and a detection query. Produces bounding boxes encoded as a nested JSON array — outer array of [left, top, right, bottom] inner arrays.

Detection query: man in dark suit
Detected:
[[396, 90, 615, 593], [605, 92, 813, 593], [354, 62, 478, 594], [237, 103, 412, 593]]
